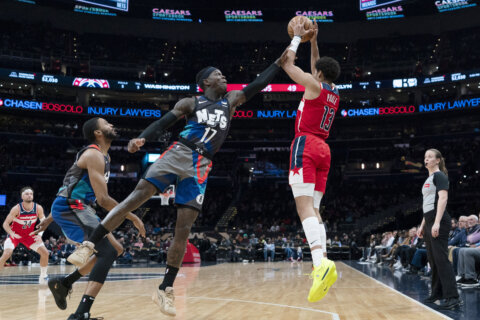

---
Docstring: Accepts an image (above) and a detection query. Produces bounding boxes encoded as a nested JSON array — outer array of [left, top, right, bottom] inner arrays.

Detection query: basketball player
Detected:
[[34, 117, 145, 320], [67, 58, 283, 316], [0, 187, 49, 284], [281, 19, 341, 302]]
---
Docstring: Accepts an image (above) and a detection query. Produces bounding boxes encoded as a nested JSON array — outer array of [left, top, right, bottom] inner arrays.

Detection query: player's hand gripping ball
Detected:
[[287, 16, 314, 43]]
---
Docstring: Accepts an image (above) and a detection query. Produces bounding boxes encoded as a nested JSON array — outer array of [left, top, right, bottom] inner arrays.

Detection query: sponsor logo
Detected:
[[295, 10, 334, 22], [196, 194, 204, 205], [42, 102, 83, 114], [233, 110, 254, 118], [224, 10, 263, 22], [419, 98, 480, 112], [9, 71, 35, 80], [342, 105, 415, 117], [87, 106, 162, 118], [73, 78, 110, 88]]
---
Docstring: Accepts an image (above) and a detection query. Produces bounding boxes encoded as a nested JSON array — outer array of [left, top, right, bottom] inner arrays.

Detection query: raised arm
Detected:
[[226, 58, 282, 112], [128, 97, 196, 153], [310, 20, 319, 75], [281, 20, 319, 91]]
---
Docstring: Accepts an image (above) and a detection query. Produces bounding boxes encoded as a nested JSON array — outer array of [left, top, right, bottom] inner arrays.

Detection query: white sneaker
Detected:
[[39, 275, 48, 285], [67, 241, 95, 267], [152, 287, 176, 316], [456, 275, 462, 281]]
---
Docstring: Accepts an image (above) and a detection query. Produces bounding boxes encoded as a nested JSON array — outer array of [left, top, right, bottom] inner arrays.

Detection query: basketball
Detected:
[[287, 16, 313, 43]]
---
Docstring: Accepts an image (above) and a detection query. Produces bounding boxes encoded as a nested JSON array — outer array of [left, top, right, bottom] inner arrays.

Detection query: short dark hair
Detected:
[[82, 117, 100, 143], [315, 57, 341, 82], [20, 186, 33, 195]]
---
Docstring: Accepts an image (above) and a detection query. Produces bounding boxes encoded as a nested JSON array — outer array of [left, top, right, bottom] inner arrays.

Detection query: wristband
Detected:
[[289, 36, 302, 53]]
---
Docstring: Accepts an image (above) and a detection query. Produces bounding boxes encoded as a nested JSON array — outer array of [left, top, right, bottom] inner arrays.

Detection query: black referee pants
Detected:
[[424, 210, 458, 299]]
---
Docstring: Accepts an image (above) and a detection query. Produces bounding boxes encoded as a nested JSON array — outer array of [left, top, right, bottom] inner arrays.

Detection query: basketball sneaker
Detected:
[[308, 258, 337, 302], [152, 287, 176, 316], [67, 241, 95, 267], [48, 277, 72, 310], [67, 312, 103, 320]]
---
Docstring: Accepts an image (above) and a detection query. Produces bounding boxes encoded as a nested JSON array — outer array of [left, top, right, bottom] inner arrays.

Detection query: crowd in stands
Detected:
[[1, 19, 480, 83], [360, 212, 480, 288]]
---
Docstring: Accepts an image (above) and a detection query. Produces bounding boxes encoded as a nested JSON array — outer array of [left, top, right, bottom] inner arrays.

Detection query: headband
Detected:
[[197, 66, 217, 87]]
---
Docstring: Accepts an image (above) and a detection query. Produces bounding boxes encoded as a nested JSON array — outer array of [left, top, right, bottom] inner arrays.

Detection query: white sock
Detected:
[[40, 267, 48, 277], [302, 217, 323, 267], [319, 223, 327, 257]]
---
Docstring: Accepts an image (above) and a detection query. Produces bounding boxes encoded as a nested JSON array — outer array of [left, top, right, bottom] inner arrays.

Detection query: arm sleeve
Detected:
[[137, 112, 179, 141], [433, 172, 449, 191], [242, 62, 281, 101]]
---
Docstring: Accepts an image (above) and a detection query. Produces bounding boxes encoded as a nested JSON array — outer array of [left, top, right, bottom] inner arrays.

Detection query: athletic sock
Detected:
[[40, 266, 48, 277], [302, 217, 323, 267], [88, 224, 110, 245], [159, 265, 179, 291], [318, 223, 327, 257], [62, 269, 82, 288], [75, 295, 95, 315]]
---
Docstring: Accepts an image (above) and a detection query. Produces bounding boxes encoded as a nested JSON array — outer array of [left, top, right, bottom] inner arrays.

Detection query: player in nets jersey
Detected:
[[281, 19, 341, 302], [0, 187, 49, 284], [67, 57, 284, 316], [33, 118, 145, 320]]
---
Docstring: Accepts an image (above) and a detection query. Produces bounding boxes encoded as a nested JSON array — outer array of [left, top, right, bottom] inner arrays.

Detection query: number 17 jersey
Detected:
[[295, 82, 339, 140]]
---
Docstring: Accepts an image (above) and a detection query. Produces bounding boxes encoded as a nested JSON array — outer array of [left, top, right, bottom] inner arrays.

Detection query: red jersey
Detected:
[[11, 202, 38, 237], [294, 82, 339, 140]]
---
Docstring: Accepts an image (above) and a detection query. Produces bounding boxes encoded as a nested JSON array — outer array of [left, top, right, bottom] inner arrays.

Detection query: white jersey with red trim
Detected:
[[294, 82, 340, 140], [10, 202, 38, 237]]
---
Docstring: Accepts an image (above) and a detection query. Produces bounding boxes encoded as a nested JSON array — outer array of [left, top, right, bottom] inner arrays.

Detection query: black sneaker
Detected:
[[67, 313, 104, 320], [459, 279, 480, 287], [48, 277, 72, 310], [423, 295, 441, 303], [438, 297, 462, 310]]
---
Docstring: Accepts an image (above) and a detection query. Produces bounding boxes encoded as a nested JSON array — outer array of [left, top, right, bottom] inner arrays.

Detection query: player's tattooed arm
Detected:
[[128, 97, 196, 153], [3, 205, 21, 239]]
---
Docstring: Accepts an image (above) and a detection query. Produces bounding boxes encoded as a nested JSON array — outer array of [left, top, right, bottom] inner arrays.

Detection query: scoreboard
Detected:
[[76, 0, 128, 12]]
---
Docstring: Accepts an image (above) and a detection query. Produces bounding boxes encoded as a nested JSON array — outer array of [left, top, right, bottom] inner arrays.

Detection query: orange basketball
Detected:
[[287, 16, 313, 43]]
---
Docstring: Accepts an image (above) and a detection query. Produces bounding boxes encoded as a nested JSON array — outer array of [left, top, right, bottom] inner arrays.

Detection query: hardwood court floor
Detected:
[[0, 262, 451, 320]]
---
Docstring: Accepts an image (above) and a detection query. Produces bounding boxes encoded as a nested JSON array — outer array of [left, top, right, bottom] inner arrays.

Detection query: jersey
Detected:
[[57, 144, 110, 205], [178, 96, 231, 156], [295, 82, 339, 140], [422, 171, 449, 214], [10, 202, 38, 237]]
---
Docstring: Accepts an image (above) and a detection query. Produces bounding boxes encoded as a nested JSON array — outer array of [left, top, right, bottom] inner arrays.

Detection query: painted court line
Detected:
[[100, 292, 340, 320], [340, 262, 452, 320]]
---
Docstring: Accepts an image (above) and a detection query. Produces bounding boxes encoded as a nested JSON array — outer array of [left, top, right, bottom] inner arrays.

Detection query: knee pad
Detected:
[[88, 238, 117, 284]]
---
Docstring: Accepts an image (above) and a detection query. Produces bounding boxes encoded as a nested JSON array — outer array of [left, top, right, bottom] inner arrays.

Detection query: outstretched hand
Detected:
[[128, 138, 145, 153], [292, 19, 314, 38]]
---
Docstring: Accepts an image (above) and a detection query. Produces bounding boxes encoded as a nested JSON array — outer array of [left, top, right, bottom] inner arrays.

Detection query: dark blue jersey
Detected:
[[179, 96, 231, 156]]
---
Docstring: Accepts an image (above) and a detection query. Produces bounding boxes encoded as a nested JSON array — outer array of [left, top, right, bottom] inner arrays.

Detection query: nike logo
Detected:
[[321, 267, 330, 281], [199, 100, 207, 104]]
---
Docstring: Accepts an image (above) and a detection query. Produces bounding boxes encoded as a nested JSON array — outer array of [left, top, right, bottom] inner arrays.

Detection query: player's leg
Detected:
[[69, 154, 178, 267], [67, 236, 118, 320], [153, 206, 199, 316], [49, 234, 122, 310], [153, 154, 209, 316], [31, 243, 49, 284], [0, 238, 15, 271]]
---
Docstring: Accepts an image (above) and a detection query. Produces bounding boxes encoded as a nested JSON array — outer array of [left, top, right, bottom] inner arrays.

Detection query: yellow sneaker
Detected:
[[308, 259, 337, 302]]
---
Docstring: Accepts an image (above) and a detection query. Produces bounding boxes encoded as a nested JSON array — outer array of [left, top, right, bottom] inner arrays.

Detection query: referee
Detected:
[[418, 148, 461, 309]]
